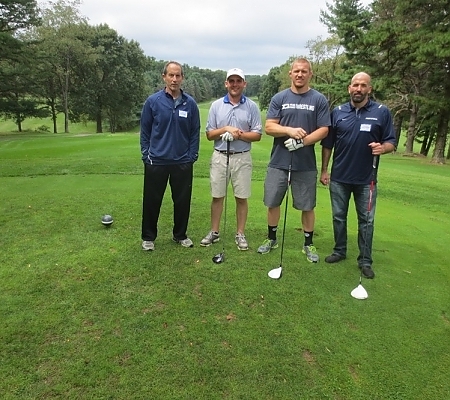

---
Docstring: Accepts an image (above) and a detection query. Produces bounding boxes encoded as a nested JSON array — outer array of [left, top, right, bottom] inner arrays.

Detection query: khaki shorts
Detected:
[[263, 167, 317, 211], [210, 150, 252, 198]]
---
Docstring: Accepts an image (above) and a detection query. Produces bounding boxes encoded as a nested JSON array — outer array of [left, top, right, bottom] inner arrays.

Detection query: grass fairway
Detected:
[[1, 119, 450, 398]]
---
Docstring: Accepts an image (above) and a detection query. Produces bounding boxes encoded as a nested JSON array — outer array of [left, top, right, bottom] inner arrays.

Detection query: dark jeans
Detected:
[[329, 180, 377, 267], [141, 162, 193, 242]]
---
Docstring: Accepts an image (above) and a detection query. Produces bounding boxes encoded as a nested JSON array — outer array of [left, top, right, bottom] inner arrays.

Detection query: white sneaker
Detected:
[[235, 233, 249, 251], [257, 239, 278, 254], [302, 245, 319, 263], [173, 237, 194, 248], [142, 240, 154, 251], [200, 231, 220, 246]]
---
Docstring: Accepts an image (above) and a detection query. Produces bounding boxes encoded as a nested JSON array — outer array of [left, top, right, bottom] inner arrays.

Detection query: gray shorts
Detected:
[[210, 150, 252, 198], [263, 167, 317, 210]]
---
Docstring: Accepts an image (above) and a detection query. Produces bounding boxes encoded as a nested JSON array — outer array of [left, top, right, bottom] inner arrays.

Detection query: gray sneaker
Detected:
[[303, 245, 319, 263], [173, 237, 194, 248], [257, 238, 278, 254], [235, 233, 248, 251], [142, 240, 154, 251], [200, 231, 220, 246]]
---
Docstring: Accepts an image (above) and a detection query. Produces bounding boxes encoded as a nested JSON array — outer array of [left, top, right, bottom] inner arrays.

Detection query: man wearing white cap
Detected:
[[200, 68, 262, 250]]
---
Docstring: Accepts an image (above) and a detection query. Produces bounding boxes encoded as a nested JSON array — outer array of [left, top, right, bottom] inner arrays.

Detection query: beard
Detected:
[[351, 92, 368, 104]]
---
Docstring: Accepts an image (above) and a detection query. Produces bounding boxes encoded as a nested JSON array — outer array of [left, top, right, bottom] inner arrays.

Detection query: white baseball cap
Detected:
[[226, 68, 245, 81]]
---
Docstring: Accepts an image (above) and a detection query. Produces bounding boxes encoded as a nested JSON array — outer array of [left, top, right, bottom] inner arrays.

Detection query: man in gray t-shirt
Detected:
[[257, 58, 330, 263]]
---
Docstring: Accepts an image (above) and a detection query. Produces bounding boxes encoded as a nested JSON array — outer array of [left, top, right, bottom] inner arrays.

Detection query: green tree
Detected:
[[258, 66, 281, 110], [245, 75, 263, 98], [143, 57, 166, 94], [320, 0, 371, 61], [321, 0, 450, 162], [71, 24, 147, 133], [0, 0, 41, 129], [307, 35, 349, 108], [0, 0, 40, 62], [0, 57, 49, 131], [31, 0, 89, 133]]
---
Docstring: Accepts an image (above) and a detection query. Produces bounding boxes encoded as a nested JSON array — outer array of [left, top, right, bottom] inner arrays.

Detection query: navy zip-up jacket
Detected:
[[140, 89, 200, 165]]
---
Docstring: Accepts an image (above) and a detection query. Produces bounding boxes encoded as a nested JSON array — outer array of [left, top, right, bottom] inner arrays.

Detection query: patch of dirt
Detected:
[[226, 312, 236, 322], [302, 349, 315, 365], [142, 301, 166, 314], [349, 364, 360, 381], [193, 283, 202, 299]]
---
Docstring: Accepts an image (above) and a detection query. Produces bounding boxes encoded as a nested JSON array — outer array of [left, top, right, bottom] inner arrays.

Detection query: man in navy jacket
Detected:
[[140, 61, 200, 251]]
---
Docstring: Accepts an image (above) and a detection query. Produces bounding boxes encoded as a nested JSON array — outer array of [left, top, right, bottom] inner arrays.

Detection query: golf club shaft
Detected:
[[279, 158, 292, 267], [221, 140, 231, 253], [359, 155, 379, 283]]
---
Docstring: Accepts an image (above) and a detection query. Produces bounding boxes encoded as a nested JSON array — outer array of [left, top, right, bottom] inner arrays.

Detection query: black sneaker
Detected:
[[325, 253, 345, 263], [361, 266, 375, 279]]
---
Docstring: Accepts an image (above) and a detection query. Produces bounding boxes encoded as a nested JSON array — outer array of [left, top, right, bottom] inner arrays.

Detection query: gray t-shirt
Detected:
[[266, 88, 330, 171]]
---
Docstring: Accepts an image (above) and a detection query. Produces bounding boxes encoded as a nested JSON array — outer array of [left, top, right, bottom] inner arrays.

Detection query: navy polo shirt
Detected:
[[321, 99, 396, 185]]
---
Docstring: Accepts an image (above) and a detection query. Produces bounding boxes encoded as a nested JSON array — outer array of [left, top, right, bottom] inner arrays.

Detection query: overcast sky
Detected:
[[76, 0, 368, 76]]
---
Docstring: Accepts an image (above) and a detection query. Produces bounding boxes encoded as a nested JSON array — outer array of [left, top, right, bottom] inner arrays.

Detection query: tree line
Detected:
[[0, 0, 263, 134], [1, 0, 448, 163], [259, 0, 450, 163]]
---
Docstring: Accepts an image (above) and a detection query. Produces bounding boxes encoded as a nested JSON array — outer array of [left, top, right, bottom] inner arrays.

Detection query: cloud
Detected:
[[75, 0, 350, 75]]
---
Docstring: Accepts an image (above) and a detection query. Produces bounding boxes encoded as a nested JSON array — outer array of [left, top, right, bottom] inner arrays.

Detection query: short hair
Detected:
[[162, 61, 184, 77], [290, 57, 312, 73]]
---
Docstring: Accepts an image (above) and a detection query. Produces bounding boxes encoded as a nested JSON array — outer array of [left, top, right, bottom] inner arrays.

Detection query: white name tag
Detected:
[[360, 124, 371, 132], [179, 110, 188, 118]]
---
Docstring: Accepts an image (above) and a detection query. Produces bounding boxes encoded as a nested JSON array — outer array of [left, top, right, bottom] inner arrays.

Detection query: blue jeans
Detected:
[[329, 180, 377, 267]]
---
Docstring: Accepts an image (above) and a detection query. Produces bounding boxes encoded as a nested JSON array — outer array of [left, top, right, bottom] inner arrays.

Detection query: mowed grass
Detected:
[[1, 109, 450, 399]]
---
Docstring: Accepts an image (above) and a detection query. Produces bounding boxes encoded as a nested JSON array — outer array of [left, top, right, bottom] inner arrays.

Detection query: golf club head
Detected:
[[351, 284, 368, 300], [268, 266, 282, 279], [212, 252, 225, 264]]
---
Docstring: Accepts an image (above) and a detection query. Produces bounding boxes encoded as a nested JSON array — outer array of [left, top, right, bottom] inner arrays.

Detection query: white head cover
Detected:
[[351, 284, 368, 300]]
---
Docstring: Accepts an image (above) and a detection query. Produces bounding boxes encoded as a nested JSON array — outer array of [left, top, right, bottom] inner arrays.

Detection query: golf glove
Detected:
[[284, 138, 304, 151], [221, 132, 234, 142]]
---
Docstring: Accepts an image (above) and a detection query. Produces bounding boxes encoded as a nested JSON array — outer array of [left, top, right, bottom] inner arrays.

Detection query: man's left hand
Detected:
[[221, 132, 234, 142], [284, 138, 304, 152]]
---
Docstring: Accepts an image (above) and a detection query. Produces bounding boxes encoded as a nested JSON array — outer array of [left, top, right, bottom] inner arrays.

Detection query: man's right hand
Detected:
[[287, 127, 307, 140], [320, 171, 330, 186]]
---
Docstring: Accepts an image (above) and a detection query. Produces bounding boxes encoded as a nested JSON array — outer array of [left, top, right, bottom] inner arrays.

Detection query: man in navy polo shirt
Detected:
[[320, 72, 396, 279]]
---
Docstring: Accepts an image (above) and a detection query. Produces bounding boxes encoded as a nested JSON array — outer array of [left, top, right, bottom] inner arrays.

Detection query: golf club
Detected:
[[351, 155, 378, 299], [268, 157, 292, 279], [212, 140, 231, 264]]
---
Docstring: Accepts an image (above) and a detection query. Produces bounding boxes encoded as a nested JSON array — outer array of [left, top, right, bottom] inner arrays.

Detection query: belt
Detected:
[[215, 149, 250, 155]]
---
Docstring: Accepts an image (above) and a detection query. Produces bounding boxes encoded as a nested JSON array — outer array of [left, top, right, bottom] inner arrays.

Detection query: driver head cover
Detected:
[[351, 284, 368, 300], [268, 267, 282, 279]]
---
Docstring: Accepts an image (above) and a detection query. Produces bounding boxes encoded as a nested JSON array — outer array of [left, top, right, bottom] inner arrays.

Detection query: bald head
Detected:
[[348, 72, 372, 108], [351, 72, 372, 86]]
